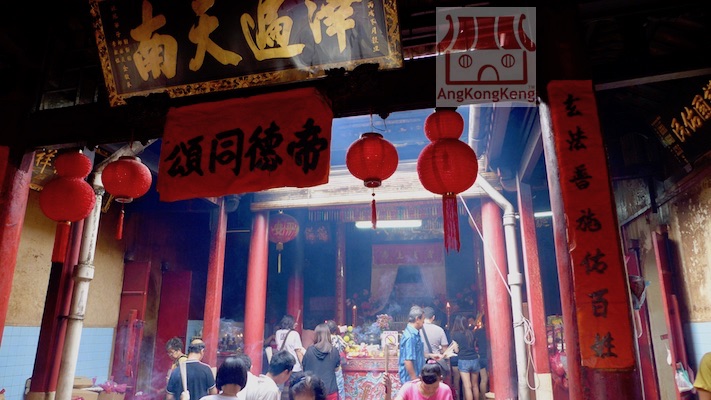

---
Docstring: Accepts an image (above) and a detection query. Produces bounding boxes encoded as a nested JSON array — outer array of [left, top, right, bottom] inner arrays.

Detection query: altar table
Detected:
[[343, 357, 401, 400]]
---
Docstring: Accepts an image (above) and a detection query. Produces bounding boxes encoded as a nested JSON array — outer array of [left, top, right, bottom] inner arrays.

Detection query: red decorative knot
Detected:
[[102, 156, 152, 203]]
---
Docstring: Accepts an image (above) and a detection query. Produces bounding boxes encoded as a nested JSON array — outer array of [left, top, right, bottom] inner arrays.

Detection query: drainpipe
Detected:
[[468, 104, 487, 157], [470, 175, 530, 400], [56, 141, 155, 400]]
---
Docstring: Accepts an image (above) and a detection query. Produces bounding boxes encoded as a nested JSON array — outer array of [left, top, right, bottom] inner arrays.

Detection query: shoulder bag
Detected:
[[421, 326, 450, 377], [179, 358, 190, 400]]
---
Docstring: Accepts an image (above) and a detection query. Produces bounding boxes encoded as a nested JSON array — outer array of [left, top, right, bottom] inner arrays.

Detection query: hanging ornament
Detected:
[[345, 132, 399, 229], [102, 155, 152, 240], [39, 151, 96, 262], [268, 211, 299, 273], [424, 108, 465, 141], [417, 109, 478, 252]]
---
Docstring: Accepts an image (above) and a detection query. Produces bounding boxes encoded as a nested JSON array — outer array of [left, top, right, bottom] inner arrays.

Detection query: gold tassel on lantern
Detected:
[[277, 242, 284, 273]]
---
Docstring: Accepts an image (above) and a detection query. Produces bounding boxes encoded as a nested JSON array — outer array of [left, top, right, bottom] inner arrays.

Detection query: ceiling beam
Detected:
[[251, 162, 500, 210], [518, 113, 542, 183]]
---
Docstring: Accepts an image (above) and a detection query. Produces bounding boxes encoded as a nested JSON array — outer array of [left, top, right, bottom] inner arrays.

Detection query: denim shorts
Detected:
[[458, 358, 481, 373]]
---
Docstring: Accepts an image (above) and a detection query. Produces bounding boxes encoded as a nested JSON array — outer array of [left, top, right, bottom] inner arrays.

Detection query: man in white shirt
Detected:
[[420, 307, 449, 358], [238, 350, 296, 400]]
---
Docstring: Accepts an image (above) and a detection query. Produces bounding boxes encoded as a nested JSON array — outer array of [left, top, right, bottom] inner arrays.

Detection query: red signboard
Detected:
[[157, 87, 332, 201], [548, 80, 635, 369]]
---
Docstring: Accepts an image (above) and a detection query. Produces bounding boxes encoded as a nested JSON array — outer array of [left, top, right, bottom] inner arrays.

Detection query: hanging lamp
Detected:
[[268, 211, 299, 273], [417, 108, 478, 252], [39, 151, 96, 261], [102, 155, 152, 239], [345, 132, 399, 229]]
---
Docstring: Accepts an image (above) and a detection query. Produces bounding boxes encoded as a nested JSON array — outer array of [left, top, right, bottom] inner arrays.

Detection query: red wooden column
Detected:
[[0, 147, 33, 346], [202, 197, 228, 367], [516, 179, 552, 391], [28, 220, 84, 399], [541, 102, 583, 400], [335, 223, 347, 325], [653, 227, 691, 400], [543, 80, 641, 399], [625, 240, 660, 400], [481, 199, 516, 399], [244, 211, 269, 373]]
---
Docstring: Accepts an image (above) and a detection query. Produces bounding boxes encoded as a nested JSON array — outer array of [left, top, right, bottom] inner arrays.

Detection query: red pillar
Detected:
[[541, 103, 583, 400], [287, 227, 304, 332], [335, 223, 346, 325], [481, 200, 516, 399], [0, 147, 33, 346], [202, 197, 228, 367], [29, 220, 84, 396], [626, 240, 661, 400], [653, 227, 689, 400], [516, 180, 551, 376], [244, 211, 269, 373], [287, 270, 304, 332]]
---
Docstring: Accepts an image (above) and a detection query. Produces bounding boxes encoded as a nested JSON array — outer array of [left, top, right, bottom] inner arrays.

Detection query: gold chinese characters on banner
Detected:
[[90, 0, 402, 106]]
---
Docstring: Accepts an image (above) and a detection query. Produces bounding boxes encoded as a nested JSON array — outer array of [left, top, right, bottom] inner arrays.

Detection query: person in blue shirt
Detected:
[[399, 305, 426, 384]]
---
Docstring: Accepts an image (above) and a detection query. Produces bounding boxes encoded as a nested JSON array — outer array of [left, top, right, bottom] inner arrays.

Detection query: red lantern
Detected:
[[102, 156, 152, 202], [417, 109, 478, 252], [39, 151, 96, 262], [345, 132, 399, 229], [102, 155, 153, 240], [53, 151, 93, 178], [417, 140, 478, 194], [424, 108, 465, 141], [269, 211, 300, 273], [39, 178, 96, 222]]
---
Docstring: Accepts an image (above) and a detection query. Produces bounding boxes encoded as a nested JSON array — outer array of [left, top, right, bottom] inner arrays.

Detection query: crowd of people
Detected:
[[161, 306, 489, 400], [391, 306, 489, 400]]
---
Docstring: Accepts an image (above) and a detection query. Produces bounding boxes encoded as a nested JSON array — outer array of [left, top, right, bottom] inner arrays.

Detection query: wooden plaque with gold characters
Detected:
[[90, 0, 403, 106]]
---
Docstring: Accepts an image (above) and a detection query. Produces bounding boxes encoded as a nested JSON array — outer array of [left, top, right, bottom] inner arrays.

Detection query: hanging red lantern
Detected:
[[53, 151, 93, 178], [102, 156, 152, 201], [417, 140, 478, 194], [269, 211, 300, 273], [424, 108, 465, 141], [102, 155, 153, 240], [417, 109, 478, 252], [39, 178, 96, 222], [39, 151, 95, 262], [345, 132, 399, 229]]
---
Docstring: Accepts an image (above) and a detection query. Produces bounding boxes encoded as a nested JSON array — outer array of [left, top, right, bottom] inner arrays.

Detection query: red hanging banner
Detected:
[[157, 87, 332, 201], [548, 80, 635, 369]]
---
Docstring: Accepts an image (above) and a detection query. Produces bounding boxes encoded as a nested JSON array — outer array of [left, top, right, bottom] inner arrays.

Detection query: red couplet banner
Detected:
[[548, 80, 635, 369], [157, 87, 333, 202]]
